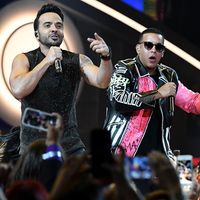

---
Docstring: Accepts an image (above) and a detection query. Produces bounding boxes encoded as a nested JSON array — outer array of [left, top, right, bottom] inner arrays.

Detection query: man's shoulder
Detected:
[[24, 48, 39, 55], [22, 48, 40, 61], [113, 58, 137, 75], [158, 63, 175, 72], [159, 63, 178, 74], [158, 63, 178, 79], [62, 50, 80, 67], [62, 49, 78, 57], [115, 58, 136, 68], [117, 58, 135, 65]]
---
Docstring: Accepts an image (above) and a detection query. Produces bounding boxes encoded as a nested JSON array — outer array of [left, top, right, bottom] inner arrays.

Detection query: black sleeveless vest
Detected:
[[20, 48, 85, 154]]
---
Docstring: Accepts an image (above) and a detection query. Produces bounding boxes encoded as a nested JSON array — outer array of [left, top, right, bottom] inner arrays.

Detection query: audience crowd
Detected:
[[0, 112, 200, 200]]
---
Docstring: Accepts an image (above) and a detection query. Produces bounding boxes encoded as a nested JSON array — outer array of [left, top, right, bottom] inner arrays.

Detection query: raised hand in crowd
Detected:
[[110, 150, 145, 200], [49, 153, 94, 200], [148, 151, 184, 200], [46, 112, 64, 146]]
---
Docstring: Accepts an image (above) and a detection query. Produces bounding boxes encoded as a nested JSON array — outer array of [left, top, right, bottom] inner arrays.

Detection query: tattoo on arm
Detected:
[[79, 54, 93, 68], [140, 94, 156, 103]]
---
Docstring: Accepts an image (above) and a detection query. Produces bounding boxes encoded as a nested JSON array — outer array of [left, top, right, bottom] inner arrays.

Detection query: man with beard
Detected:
[[104, 28, 200, 163], [9, 4, 113, 156]]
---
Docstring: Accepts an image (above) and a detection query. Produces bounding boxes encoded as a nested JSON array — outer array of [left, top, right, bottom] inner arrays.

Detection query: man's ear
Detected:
[[161, 51, 165, 57], [136, 44, 140, 54], [35, 31, 39, 39]]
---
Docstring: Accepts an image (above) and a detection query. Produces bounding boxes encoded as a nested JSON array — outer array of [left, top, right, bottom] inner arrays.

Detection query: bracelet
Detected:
[[42, 150, 62, 161], [100, 46, 112, 61]]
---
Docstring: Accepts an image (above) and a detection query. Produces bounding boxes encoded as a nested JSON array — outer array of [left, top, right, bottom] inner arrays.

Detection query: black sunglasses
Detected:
[[139, 41, 165, 53]]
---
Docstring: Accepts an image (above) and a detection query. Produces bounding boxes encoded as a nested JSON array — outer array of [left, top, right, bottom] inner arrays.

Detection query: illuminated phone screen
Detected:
[[177, 155, 193, 195], [22, 108, 57, 131], [125, 156, 152, 179]]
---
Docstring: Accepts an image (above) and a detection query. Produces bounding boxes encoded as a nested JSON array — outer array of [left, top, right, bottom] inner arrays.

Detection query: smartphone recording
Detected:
[[124, 156, 152, 180], [124, 156, 153, 195], [22, 107, 57, 132], [177, 154, 193, 193]]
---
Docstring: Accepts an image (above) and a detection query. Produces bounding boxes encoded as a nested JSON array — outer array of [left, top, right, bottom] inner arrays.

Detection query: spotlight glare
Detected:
[[81, 0, 200, 70]]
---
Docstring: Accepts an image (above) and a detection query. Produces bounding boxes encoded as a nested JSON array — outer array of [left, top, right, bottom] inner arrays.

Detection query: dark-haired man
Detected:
[[104, 28, 200, 163], [9, 4, 113, 155]]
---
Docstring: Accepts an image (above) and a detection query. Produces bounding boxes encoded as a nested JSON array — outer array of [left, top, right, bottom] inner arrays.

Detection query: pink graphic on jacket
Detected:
[[116, 76, 156, 157]]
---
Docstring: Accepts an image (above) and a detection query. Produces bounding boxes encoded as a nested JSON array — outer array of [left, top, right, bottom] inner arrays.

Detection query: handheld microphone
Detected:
[[55, 59, 62, 73], [169, 96, 174, 117]]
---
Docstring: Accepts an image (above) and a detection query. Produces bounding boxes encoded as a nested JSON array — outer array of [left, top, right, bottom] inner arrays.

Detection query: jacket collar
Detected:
[[134, 56, 149, 77]]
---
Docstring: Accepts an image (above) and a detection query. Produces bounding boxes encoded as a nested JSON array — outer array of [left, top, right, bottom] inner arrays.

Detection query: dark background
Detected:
[[0, 0, 200, 156]]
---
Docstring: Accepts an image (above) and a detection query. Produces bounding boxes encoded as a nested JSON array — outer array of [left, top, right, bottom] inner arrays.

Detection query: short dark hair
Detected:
[[33, 3, 64, 32], [138, 27, 164, 43]]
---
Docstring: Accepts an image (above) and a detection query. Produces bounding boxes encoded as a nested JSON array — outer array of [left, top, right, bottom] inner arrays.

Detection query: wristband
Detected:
[[100, 47, 112, 61], [43, 144, 63, 161], [42, 151, 62, 161]]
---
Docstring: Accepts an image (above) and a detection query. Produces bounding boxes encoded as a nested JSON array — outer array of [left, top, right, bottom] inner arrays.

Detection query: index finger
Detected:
[[94, 32, 103, 41]]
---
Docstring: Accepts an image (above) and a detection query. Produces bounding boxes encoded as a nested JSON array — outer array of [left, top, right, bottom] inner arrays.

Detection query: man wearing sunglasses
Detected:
[[104, 27, 200, 163]]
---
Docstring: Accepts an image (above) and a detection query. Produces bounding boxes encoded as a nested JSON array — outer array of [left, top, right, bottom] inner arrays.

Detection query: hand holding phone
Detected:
[[46, 112, 64, 145], [22, 107, 57, 132]]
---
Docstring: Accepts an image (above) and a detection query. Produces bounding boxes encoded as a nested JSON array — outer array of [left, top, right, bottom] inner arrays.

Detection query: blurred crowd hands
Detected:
[[0, 114, 200, 200]]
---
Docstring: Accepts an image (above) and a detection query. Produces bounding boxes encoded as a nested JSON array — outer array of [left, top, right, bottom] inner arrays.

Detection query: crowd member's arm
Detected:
[[80, 33, 113, 89], [39, 113, 64, 191], [45, 113, 64, 146], [175, 81, 200, 114], [148, 151, 184, 200], [9, 47, 62, 99], [111, 151, 145, 200], [43, 112, 64, 161], [49, 153, 91, 200]]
